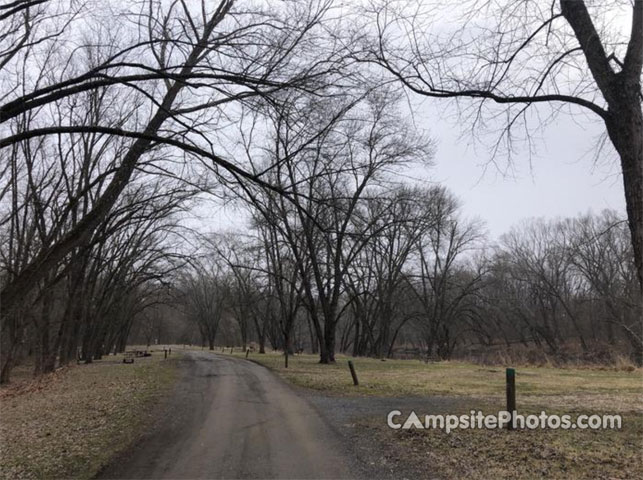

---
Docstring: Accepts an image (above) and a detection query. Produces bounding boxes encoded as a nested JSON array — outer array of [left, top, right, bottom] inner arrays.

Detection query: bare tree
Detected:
[[404, 187, 485, 359], [179, 254, 229, 350], [364, 0, 643, 295], [472, 211, 640, 364], [345, 186, 437, 358], [236, 85, 432, 363], [0, 0, 342, 318], [500, 219, 586, 354], [570, 211, 641, 363]]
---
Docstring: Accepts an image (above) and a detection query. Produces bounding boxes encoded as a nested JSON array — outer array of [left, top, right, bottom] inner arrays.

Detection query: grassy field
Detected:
[[233, 351, 643, 412], [222, 350, 643, 479], [0, 350, 178, 479]]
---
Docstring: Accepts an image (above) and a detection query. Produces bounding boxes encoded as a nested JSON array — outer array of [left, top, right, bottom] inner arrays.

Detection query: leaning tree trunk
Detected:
[[605, 96, 643, 300], [561, 0, 643, 298], [0, 7, 231, 321]]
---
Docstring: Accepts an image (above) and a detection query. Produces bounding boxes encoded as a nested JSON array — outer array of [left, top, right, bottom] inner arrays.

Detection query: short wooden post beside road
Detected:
[[506, 367, 516, 430], [246, 349, 250, 359], [164, 349, 167, 359], [348, 360, 359, 386]]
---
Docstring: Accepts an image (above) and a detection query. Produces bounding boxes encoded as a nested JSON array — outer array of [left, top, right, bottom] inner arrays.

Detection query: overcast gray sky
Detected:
[[207, 99, 624, 243], [199, 98, 625, 243], [195, 0, 629, 244], [390, 97, 626, 241]]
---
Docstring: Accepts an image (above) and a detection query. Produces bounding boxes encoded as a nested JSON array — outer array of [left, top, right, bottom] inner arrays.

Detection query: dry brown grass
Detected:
[[0, 351, 178, 479], [235, 351, 643, 413], [223, 350, 643, 479], [363, 412, 643, 479]]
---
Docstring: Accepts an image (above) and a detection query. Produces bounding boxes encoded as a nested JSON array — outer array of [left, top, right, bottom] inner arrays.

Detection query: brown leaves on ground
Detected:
[[0, 366, 71, 401], [0, 353, 177, 479]]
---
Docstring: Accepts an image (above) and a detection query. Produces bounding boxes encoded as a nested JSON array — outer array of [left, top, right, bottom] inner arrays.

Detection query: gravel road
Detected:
[[98, 351, 361, 479], [98, 351, 470, 479]]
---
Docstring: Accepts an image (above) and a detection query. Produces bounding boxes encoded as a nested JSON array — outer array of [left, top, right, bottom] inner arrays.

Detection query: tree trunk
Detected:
[[352, 317, 360, 357], [0, 356, 13, 384], [561, 0, 643, 297], [34, 293, 52, 376], [320, 320, 336, 364], [284, 332, 290, 368], [0, 8, 231, 319], [307, 315, 318, 354], [604, 96, 643, 299]]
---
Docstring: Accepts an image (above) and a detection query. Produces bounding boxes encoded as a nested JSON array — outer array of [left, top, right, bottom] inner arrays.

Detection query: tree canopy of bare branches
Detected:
[[362, 0, 643, 296]]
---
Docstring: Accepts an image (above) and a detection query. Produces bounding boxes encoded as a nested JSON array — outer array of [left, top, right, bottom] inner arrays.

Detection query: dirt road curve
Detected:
[[98, 351, 358, 479]]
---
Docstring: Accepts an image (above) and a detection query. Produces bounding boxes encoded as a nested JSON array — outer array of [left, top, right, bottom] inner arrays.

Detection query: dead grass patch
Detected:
[[0, 352, 178, 479], [222, 350, 642, 478], [235, 352, 643, 413], [361, 409, 642, 479]]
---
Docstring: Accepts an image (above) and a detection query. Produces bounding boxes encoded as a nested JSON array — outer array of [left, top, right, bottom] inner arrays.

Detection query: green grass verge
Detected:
[[0, 351, 179, 479]]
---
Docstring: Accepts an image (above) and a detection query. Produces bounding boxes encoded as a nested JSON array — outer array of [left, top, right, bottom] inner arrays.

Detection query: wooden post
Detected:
[[230, 347, 233, 354], [348, 360, 359, 386], [245, 349, 250, 359], [164, 349, 167, 359], [506, 367, 516, 430]]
